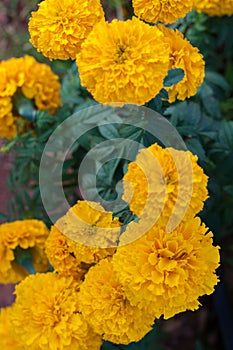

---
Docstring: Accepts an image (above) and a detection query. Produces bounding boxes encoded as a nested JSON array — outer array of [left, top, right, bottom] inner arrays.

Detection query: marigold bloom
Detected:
[[0, 97, 16, 139], [10, 273, 102, 350], [45, 225, 89, 280], [158, 25, 205, 102], [112, 217, 220, 319], [123, 143, 208, 230], [58, 200, 121, 247], [0, 56, 61, 140], [77, 17, 170, 105], [133, 0, 193, 24], [29, 0, 104, 60], [79, 259, 155, 344], [0, 307, 19, 350], [193, 0, 233, 17], [46, 201, 121, 278], [0, 220, 49, 283]]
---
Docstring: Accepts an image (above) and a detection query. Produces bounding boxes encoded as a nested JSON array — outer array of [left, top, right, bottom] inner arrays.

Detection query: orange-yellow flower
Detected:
[[113, 217, 220, 319], [77, 17, 170, 105], [46, 200, 121, 279], [0, 220, 49, 283], [10, 273, 102, 350], [79, 258, 155, 344], [29, 0, 104, 60], [193, 0, 233, 16], [0, 307, 19, 350], [159, 25, 205, 102], [0, 97, 16, 139], [123, 143, 208, 229], [0, 56, 61, 140], [133, 0, 193, 24]]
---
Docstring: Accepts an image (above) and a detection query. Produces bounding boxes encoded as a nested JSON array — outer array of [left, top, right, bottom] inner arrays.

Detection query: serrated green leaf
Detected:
[[98, 124, 120, 139], [185, 138, 206, 161]]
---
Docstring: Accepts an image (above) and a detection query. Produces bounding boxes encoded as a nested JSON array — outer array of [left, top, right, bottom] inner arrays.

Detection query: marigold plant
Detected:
[[1, 0, 231, 348]]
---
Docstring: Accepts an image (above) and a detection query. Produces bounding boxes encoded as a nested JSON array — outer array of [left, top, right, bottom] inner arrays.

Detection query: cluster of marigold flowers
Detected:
[[26, 0, 233, 107], [0, 56, 61, 140], [27, 0, 232, 109], [1, 0, 232, 140], [1, 0, 230, 348], [0, 142, 220, 349]]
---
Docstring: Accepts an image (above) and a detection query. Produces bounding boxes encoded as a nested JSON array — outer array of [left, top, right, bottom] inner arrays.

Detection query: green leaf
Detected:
[[177, 125, 198, 137], [14, 247, 36, 274], [185, 138, 206, 161], [163, 68, 184, 87], [13, 92, 36, 122], [219, 120, 233, 150], [205, 71, 230, 92], [223, 185, 233, 196], [98, 124, 120, 139]]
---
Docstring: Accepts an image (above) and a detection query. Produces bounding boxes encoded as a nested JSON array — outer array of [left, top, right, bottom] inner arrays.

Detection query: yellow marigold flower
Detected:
[[133, 0, 193, 24], [0, 56, 61, 140], [0, 220, 49, 283], [79, 259, 155, 344], [10, 273, 102, 350], [193, 0, 233, 17], [45, 225, 88, 280], [123, 143, 208, 230], [112, 217, 220, 320], [46, 200, 121, 279], [0, 97, 16, 139], [0, 66, 18, 97], [0, 307, 19, 350], [58, 200, 121, 247], [77, 17, 170, 105], [158, 25, 205, 102], [29, 0, 104, 60]]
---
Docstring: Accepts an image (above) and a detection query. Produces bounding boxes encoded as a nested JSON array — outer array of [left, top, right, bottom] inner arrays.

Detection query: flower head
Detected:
[[46, 200, 121, 279], [0, 97, 16, 139], [29, 0, 104, 60], [112, 217, 220, 319], [0, 56, 61, 140], [10, 273, 102, 350], [0, 307, 19, 350], [0, 219, 49, 283], [123, 143, 208, 229], [133, 0, 193, 24], [158, 25, 205, 102], [79, 258, 154, 344], [77, 17, 170, 105], [193, 0, 233, 17]]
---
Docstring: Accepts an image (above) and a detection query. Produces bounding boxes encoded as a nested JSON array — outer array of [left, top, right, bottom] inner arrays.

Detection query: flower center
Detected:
[[87, 225, 97, 235], [115, 45, 129, 64]]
